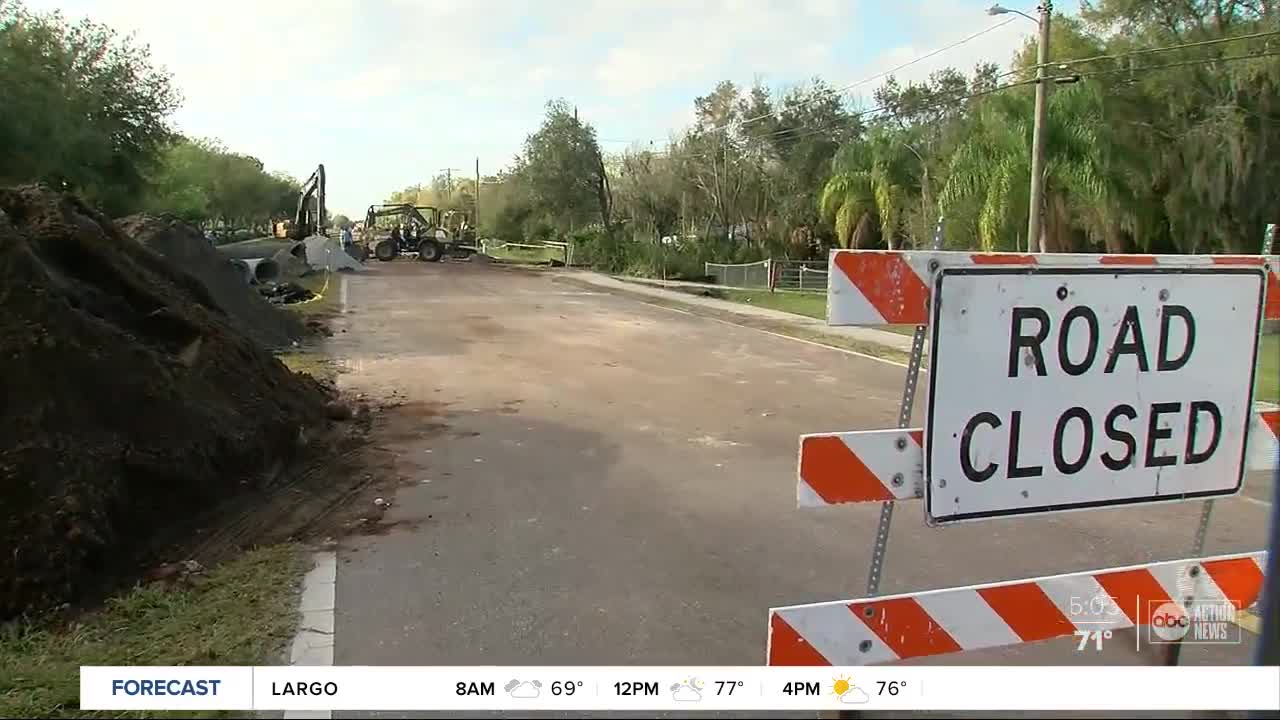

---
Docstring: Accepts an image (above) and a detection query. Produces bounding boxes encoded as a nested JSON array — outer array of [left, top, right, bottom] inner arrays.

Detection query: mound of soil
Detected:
[[0, 186, 331, 619], [117, 215, 305, 348]]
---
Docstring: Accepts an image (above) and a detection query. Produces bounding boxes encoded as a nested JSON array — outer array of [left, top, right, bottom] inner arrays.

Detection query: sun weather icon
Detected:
[[832, 675, 869, 704]]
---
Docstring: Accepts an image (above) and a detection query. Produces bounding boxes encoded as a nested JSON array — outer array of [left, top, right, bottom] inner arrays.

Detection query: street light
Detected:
[[988, 2, 1052, 253], [987, 3, 1038, 22]]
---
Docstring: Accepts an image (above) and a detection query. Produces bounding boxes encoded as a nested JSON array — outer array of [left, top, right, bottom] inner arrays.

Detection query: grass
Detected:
[[0, 544, 307, 719], [1257, 333, 1279, 405], [717, 289, 920, 338], [719, 289, 826, 320]]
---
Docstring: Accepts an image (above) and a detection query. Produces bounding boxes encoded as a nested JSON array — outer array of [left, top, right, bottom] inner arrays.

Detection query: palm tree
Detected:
[[940, 83, 1113, 252], [818, 128, 914, 249]]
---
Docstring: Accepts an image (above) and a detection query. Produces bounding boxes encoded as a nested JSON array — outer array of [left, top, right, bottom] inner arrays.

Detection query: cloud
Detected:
[[17, 0, 1042, 213], [509, 681, 540, 699], [860, 2, 1035, 88], [840, 687, 870, 704], [589, 1, 858, 98], [672, 684, 702, 702]]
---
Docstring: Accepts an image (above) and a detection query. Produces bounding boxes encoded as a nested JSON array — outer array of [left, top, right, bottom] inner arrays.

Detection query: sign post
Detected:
[[863, 218, 946, 597]]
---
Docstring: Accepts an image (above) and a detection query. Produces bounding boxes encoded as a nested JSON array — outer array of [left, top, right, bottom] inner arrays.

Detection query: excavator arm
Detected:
[[288, 165, 326, 240], [364, 204, 439, 231]]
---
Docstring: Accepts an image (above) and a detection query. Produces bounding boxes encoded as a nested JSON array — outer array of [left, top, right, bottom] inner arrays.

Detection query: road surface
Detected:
[[322, 261, 1272, 681]]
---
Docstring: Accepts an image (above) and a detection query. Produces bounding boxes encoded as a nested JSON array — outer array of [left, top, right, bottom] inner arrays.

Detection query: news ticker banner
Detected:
[[81, 666, 1279, 712]]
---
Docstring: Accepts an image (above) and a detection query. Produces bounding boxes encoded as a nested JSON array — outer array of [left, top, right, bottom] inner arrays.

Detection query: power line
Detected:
[[659, 45, 1280, 159], [757, 47, 1280, 146], [647, 75, 1042, 162], [621, 16, 1022, 148], [678, 36, 1280, 149], [752, 32, 1280, 144], [731, 16, 1019, 130], [1039, 28, 1280, 71], [1064, 46, 1280, 80]]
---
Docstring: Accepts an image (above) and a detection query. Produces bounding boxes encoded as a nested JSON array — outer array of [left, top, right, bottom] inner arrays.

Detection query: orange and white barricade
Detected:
[[772, 248, 1277, 666]]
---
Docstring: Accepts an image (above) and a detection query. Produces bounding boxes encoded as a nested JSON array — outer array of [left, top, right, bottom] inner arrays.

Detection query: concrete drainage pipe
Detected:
[[242, 258, 281, 285], [229, 259, 252, 284]]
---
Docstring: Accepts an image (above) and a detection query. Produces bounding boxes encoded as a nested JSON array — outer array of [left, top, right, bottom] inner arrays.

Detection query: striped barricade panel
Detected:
[[827, 251, 1280, 326], [798, 408, 1280, 508], [767, 552, 1267, 666]]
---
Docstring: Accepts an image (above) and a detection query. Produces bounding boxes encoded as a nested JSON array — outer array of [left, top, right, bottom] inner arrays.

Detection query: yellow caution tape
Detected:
[[293, 269, 330, 305]]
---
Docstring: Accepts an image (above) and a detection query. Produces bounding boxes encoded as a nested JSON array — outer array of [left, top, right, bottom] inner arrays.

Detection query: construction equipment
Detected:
[[273, 165, 326, 240], [359, 204, 476, 262], [442, 209, 477, 246]]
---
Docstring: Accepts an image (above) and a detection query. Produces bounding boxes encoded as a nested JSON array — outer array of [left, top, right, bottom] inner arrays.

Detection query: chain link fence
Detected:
[[703, 260, 771, 289], [772, 260, 828, 292], [704, 259, 828, 293]]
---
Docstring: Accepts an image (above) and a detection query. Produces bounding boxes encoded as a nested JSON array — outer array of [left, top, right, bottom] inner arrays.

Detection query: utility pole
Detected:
[[438, 168, 462, 195], [474, 157, 480, 228], [987, 3, 1051, 253], [1027, 2, 1052, 253]]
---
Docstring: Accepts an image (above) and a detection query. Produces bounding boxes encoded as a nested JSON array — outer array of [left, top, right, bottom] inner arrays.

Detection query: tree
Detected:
[[819, 128, 917, 249], [143, 137, 298, 231], [0, 0, 181, 215], [940, 82, 1111, 252], [331, 214, 351, 229], [752, 79, 863, 255], [615, 150, 681, 238], [516, 100, 613, 233]]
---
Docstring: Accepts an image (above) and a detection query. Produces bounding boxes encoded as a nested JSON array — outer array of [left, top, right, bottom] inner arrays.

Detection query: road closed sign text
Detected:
[[924, 267, 1267, 524]]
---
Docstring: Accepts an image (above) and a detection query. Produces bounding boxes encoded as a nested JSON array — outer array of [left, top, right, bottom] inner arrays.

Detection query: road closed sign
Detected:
[[924, 266, 1267, 524]]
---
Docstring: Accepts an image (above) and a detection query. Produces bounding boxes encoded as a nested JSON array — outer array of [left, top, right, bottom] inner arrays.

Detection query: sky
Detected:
[[29, 0, 1041, 217]]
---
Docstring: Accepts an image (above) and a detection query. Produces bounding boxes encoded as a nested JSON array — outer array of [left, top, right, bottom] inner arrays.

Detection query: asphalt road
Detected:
[[323, 261, 1273, 682]]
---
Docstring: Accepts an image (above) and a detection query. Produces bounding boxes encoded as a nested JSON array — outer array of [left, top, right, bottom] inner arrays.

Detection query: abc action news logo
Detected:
[[1147, 600, 1242, 645]]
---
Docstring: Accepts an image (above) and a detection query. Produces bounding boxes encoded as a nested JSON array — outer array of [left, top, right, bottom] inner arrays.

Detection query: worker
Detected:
[[340, 224, 353, 251]]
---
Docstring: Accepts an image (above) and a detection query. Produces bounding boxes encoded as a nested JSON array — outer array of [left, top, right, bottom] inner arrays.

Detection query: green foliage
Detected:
[[516, 100, 613, 232], [331, 213, 352, 229], [386, 172, 477, 216], [567, 228, 628, 273], [0, 0, 181, 215], [142, 138, 298, 232]]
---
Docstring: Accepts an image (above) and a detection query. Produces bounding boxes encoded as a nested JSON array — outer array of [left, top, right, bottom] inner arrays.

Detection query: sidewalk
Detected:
[[559, 270, 916, 354]]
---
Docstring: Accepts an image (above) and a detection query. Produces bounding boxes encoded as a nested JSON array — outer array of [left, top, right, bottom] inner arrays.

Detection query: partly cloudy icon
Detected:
[[504, 680, 542, 699], [670, 678, 703, 702], [839, 686, 870, 704]]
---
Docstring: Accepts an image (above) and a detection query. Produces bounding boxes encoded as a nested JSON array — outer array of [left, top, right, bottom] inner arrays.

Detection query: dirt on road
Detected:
[[0, 186, 332, 619]]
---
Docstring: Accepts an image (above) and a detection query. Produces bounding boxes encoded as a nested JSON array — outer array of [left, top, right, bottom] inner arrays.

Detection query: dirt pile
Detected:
[[116, 215, 305, 348], [0, 186, 331, 619]]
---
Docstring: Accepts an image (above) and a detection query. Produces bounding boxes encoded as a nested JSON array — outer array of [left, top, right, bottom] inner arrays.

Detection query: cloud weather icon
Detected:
[[839, 686, 870, 704], [504, 680, 542, 699]]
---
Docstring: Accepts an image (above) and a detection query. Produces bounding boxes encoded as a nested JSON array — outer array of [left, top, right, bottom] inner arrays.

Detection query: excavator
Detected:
[[273, 165, 326, 240], [359, 203, 476, 262]]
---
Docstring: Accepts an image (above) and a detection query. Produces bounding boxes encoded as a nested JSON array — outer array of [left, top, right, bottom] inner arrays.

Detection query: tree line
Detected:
[[1, 0, 299, 237], [458, 0, 1278, 277]]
